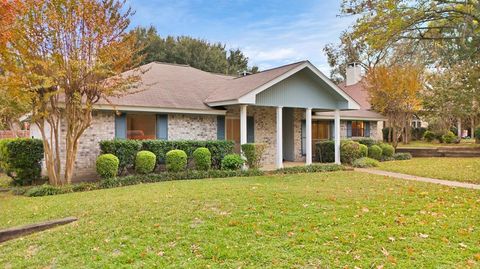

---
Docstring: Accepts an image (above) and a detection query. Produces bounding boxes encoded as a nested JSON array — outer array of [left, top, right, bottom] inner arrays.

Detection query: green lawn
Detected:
[[397, 139, 480, 148], [378, 157, 480, 184], [1, 172, 479, 268]]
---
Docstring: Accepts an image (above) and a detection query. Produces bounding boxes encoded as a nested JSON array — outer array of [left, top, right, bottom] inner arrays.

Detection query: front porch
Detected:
[[225, 104, 343, 169]]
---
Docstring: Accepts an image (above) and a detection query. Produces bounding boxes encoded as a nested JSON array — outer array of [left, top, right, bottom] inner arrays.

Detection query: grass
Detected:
[[1, 172, 479, 268], [397, 139, 480, 148], [377, 157, 480, 184]]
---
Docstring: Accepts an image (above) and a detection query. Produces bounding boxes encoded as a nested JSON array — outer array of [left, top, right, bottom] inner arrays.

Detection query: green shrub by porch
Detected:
[[340, 141, 362, 164], [359, 144, 368, 158], [221, 154, 244, 170], [475, 126, 480, 143], [135, 151, 156, 174], [368, 145, 383, 160], [379, 143, 395, 158], [355, 138, 379, 147], [192, 147, 211, 171], [96, 154, 119, 179], [166, 150, 187, 172], [99, 139, 142, 173], [0, 138, 44, 186], [241, 143, 267, 169], [316, 140, 335, 163]]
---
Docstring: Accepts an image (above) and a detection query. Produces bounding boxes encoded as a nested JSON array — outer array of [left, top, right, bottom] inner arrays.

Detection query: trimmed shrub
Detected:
[[221, 154, 244, 170], [141, 140, 234, 168], [273, 164, 345, 174], [0, 138, 44, 186], [192, 147, 211, 171], [423, 131, 435, 142], [135, 151, 156, 174], [475, 126, 480, 143], [379, 143, 395, 158], [442, 131, 457, 144], [411, 127, 427, 141], [392, 152, 412, 160], [368, 145, 383, 160], [435, 133, 445, 143], [359, 144, 368, 157], [316, 140, 335, 163], [96, 154, 119, 179], [241, 143, 267, 169], [355, 138, 379, 147], [99, 139, 142, 173], [352, 157, 379, 168], [166, 149, 187, 172], [340, 141, 362, 164]]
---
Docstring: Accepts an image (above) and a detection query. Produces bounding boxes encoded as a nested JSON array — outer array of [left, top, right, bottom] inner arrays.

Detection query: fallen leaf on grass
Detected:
[[419, 233, 429, 239]]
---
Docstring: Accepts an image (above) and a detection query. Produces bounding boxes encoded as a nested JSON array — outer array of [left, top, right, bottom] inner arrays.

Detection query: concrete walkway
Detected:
[[355, 168, 480, 190]]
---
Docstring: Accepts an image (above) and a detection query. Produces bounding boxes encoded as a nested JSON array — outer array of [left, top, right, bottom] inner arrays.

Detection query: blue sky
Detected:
[[126, 0, 355, 74]]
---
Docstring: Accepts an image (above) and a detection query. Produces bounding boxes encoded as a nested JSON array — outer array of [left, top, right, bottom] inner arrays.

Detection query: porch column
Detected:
[[240, 105, 248, 145], [334, 109, 341, 164], [276, 106, 283, 169], [306, 108, 312, 165]]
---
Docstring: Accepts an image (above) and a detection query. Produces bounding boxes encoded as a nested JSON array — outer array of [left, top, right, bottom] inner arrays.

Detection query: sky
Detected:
[[126, 0, 356, 74]]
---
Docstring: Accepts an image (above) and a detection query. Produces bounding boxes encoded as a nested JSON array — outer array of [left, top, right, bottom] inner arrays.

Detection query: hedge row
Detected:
[[16, 163, 347, 197], [99, 139, 235, 172], [316, 140, 396, 163], [0, 138, 44, 186]]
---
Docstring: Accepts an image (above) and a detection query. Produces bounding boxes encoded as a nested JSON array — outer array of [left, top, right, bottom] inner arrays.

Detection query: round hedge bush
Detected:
[[340, 141, 362, 164], [442, 131, 457, 144], [379, 143, 395, 158], [423, 131, 435, 142], [359, 144, 368, 158], [393, 152, 412, 160], [352, 157, 379, 168], [368, 145, 383, 160], [166, 149, 188, 172], [135, 150, 156, 174], [475, 126, 480, 142], [221, 154, 244, 170], [96, 154, 119, 179], [193, 147, 212, 171]]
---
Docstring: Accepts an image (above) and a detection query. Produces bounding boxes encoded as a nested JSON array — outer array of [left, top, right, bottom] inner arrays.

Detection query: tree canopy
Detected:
[[131, 26, 258, 75]]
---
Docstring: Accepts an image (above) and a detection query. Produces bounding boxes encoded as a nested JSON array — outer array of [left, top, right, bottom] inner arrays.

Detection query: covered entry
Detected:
[[207, 61, 360, 168]]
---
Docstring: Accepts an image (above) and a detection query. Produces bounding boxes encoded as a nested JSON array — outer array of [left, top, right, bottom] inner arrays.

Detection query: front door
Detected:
[[226, 118, 241, 153]]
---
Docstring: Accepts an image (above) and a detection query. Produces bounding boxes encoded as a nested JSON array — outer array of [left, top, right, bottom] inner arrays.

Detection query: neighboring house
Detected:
[[32, 60, 386, 181]]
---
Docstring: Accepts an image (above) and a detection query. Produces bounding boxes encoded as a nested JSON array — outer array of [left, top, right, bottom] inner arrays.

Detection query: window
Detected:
[[347, 121, 370, 137], [127, 114, 156, 140]]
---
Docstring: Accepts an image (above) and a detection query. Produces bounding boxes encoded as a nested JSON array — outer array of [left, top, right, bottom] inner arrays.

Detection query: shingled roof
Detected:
[[99, 61, 369, 115]]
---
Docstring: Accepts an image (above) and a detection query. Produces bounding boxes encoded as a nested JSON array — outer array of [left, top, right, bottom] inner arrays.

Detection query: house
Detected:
[[32, 60, 385, 181]]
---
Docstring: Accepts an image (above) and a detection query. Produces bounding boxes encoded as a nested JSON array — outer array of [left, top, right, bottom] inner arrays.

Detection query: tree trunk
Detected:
[[35, 121, 60, 185], [457, 118, 462, 138]]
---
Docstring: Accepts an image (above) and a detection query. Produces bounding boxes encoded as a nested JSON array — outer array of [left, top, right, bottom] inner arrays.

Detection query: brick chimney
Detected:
[[346, 62, 362, 86]]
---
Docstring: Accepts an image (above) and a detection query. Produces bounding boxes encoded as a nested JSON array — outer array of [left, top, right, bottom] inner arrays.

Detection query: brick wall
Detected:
[[59, 111, 115, 182], [168, 114, 217, 140]]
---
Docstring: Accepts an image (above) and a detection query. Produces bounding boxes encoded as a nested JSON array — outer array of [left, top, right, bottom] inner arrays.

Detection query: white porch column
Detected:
[[306, 108, 312, 165], [334, 109, 341, 164], [240, 105, 248, 146], [276, 106, 283, 169]]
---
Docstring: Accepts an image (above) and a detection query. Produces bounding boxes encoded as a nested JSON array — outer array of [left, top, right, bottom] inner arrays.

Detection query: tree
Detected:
[[131, 26, 258, 75], [365, 65, 423, 148], [0, 0, 140, 185]]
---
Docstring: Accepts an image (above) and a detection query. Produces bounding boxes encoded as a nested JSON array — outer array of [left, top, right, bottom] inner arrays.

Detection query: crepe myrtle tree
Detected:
[[0, 0, 142, 185]]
